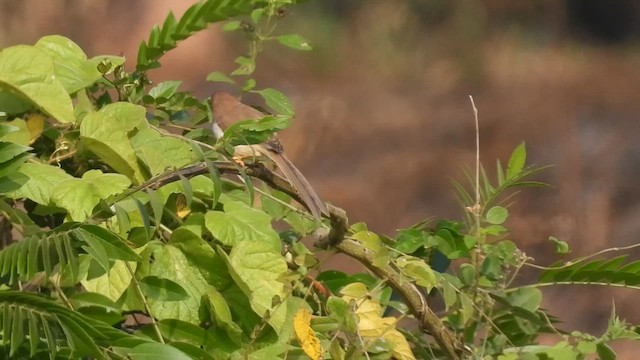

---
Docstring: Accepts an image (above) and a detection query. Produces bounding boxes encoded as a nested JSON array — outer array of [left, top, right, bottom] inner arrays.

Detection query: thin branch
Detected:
[[124, 262, 164, 344], [524, 242, 640, 271]]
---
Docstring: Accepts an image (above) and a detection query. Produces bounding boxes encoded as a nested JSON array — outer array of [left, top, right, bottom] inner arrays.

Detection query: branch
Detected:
[[332, 238, 464, 359], [147, 161, 464, 359], [146, 161, 312, 211]]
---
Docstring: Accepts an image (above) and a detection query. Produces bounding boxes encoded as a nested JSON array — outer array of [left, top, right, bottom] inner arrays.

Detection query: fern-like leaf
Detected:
[[0, 224, 140, 287], [0, 291, 156, 359], [136, 0, 254, 70], [539, 255, 640, 287]]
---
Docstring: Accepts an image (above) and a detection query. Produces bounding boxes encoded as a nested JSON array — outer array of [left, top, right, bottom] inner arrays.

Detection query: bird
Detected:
[[211, 92, 326, 220]]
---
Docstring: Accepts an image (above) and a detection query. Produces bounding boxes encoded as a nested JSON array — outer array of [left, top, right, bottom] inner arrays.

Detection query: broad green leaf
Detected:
[[204, 200, 279, 249], [508, 288, 542, 312], [341, 290, 415, 360], [276, 34, 313, 51], [0, 92, 32, 117], [481, 253, 503, 280], [285, 210, 317, 235], [52, 170, 131, 221], [34, 35, 103, 94], [148, 80, 182, 99], [0, 118, 31, 146], [269, 296, 308, 339], [0, 45, 74, 123], [148, 244, 209, 324], [158, 319, 209, 346], [80, 102, 147, 183], [0, 142, 30, 164], [129, 343, 192, 360], [220, 241, 288, 318], [506, 142, 526, 180], [169, 218, 231, 289], [254, 88, 294, 116], [327, 296, 351, 325], [156, 175, 215, 207], [132, 127, 195, 176], [204, 286, 242, 342], [6, 162, 72, 205], [486, 206, 508, 225], [339, 282, 369, 298], [596, 343, 616, 360], [396, 256, 437, 291], [140, 276, 190, 301], [82, 260, 136, 302], [0, 152, 31, 183]]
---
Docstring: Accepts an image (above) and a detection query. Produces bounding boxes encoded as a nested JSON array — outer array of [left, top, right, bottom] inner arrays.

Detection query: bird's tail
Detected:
[[267, 151, 326, 220]]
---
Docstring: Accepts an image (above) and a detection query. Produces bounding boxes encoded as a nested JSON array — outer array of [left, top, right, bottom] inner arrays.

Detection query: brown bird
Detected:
[[211, 92, 326, 219]]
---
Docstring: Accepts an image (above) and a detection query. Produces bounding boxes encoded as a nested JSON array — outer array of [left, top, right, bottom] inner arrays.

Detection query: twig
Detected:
[[124, 261, 165, 344]]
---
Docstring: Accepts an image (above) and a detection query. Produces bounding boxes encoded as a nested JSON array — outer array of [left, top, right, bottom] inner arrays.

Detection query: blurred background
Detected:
[[2, 0, 640, 354]]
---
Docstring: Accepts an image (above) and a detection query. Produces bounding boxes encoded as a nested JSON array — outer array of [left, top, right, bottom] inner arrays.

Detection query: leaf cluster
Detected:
[[0, 1, 637, 359]]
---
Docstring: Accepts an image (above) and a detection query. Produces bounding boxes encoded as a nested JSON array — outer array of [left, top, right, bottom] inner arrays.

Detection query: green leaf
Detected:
[[0, 123, 19, 138], [157, 319, 209, 346], [204, 200, 279, 249], [34, 35, 104, 94], [68, 292, 120, 312], [219, 240, 288, 318], [486, 206, 508, 225], [147, 244, 210, 324], [6, 162, 73, 205], [80, 102, 147, 184], [148, 80, 182, 99], [131, 127, 195, 177], [206, 71, 235, 84], [170, 342, 216, 360], [129, 342, 192, 360], [203, 286, 241, 339], [169, 219, 231, 290], [140, 276, 190, 301], [506, 142, 527, 180], [549, 236, 570, 255], [596, 343, 616, 360], [231, 56, 255, 76], [82, 260, 135, 302], [242, 78, 256, 92], [222, 20, 242, 32], [250, 8, 264, 24], [0, 45, 74, 123], [276, 34, 313, 51], [0, 142, 30, 164], [136, 0, 254, 70], [396, 256, 437, 291], [508, 288, 542, 312], [51, 170, 131, 221], [254, 88, 294, 116]]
